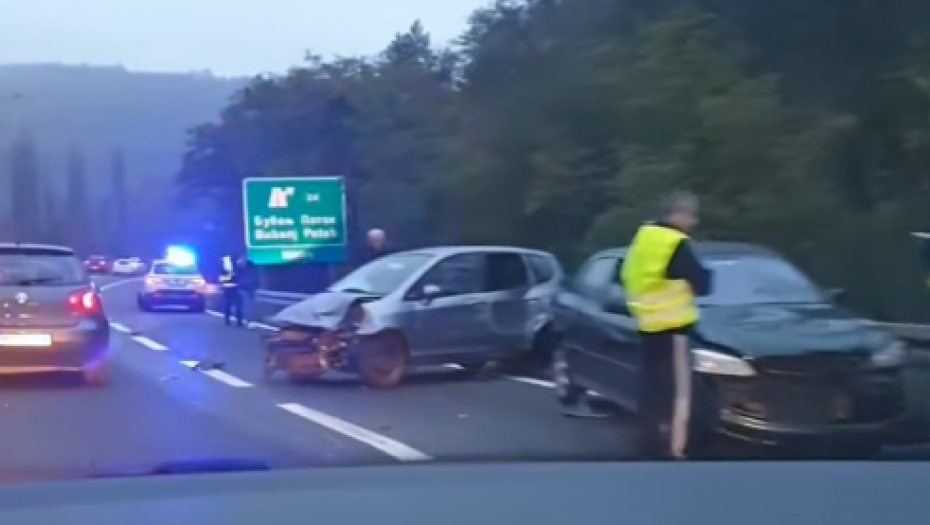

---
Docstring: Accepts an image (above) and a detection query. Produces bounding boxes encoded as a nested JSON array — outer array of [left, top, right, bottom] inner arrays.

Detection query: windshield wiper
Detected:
[[8, 277, 64, 285]]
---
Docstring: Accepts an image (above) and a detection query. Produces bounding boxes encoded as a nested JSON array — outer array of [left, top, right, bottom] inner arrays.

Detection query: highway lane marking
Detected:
[[178, 360, 253, 388], [277, 402, 431, 462], [507, 376, 556, 388], [132, 335, 168, 351], [109, 322, 132, 333], [205, 309, 279, 331]]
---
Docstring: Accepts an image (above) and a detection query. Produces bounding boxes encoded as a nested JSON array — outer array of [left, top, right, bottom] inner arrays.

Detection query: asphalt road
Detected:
[[0, 276, 628, 476], [0, 276, 927, 477]]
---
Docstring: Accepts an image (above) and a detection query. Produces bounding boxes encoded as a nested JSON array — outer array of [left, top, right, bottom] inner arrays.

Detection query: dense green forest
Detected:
[[0, 64, 242, 255], [177, 0, 930, 322]]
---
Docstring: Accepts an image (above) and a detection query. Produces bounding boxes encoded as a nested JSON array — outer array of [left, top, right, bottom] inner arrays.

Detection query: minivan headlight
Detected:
[[871, 341, 906, 367], [692, 348, 756, 376]]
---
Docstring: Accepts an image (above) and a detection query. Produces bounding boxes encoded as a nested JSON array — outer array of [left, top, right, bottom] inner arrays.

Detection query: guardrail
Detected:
[[255, 290, 930, 344]]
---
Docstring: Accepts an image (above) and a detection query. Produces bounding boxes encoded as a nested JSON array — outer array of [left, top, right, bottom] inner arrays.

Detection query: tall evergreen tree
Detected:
[[110, 145, 128, 254], [65, 144, 90, 253], [8, 130, 42, 241]]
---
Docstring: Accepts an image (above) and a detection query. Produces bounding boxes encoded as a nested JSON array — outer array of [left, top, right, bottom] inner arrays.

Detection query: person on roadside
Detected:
[[220, 255, 242, 327], [621, 190, 712, 460], [232, 256, 258, 328], [364, 228, 395, 263]]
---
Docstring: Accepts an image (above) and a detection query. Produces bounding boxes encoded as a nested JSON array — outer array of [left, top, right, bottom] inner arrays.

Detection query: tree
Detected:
[[175, 0, 930, 320], [109, 145, 128, 254], [65, 144, 91, 253], [8, 130, 42, 241]]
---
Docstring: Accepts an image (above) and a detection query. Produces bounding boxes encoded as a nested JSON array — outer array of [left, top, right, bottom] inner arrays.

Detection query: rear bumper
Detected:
[[140, 290, 205, 305], [0, 320, 110, 373]]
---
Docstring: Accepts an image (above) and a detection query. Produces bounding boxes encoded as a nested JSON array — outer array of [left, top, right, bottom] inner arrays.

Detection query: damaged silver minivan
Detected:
[[262, 246, 562, 388]]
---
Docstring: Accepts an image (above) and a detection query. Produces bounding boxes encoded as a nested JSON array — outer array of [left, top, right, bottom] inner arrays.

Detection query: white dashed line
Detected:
[[131, 335, 168, 351], [178, 360, 253, 388], [277, 402, 431, 461], [109, 322, 132, 333]]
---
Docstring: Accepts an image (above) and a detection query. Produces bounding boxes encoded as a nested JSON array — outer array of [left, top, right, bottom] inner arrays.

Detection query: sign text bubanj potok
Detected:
[[241, 177, 347, 264]]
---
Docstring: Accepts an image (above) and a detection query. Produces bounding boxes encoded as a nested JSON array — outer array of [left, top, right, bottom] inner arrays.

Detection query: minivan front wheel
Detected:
[[553, 346, 585, 407]]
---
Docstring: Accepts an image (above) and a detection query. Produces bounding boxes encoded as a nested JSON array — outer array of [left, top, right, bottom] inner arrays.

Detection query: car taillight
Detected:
[[146, 277, 163, 286], [68, 290, 102, 316]]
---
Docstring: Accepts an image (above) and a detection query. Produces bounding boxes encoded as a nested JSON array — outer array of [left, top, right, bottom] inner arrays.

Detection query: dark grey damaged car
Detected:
[[261, 246, 563, 388]]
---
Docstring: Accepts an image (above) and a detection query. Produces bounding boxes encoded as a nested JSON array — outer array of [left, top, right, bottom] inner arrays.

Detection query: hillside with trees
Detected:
[[0, 64, 244, 255], [176, 0, 930, 321]]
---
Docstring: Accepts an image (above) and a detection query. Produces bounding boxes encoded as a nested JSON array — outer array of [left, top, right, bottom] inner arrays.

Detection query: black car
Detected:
[[552, 242, 913, 458], [0, 243, 110, 385]]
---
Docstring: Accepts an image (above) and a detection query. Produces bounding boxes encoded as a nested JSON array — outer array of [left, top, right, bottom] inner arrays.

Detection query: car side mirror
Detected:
[[420, 284, 443, 302]]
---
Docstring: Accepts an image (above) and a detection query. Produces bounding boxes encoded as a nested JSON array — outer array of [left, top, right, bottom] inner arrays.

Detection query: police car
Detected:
[[137, 259, 207, 312]]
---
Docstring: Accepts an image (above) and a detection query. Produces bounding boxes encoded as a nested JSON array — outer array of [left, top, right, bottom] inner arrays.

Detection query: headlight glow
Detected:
[[871, 340, 906, 367], [692, 348, 755, 376]]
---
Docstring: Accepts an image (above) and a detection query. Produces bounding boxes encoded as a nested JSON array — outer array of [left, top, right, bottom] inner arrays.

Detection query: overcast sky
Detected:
[[0, 0, 485, 76]]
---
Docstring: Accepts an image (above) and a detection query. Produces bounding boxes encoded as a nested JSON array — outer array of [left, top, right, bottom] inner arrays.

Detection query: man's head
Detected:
[[367, 228, 386, 249], [659, 190, 699, 233]]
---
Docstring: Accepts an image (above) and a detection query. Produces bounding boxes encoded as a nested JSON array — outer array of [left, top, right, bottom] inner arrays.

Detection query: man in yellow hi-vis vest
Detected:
[[621, 191, 711, 459]]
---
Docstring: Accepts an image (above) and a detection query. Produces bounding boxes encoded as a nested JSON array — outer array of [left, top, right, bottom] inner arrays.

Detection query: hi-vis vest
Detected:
[[621, 224, 699, 333]]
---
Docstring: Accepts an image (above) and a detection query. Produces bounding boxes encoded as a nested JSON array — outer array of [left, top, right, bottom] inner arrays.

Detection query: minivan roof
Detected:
[[596, 241, 777, 259]]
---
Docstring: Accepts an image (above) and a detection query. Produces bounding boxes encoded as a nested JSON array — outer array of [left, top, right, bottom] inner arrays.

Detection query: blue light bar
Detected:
[[165, 246, 196, 267]]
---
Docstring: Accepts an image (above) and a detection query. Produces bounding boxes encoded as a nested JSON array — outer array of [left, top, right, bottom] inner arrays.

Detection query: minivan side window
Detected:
[[575, 256, 619, 296], [415, 253, 484, 297], [485, 252, 530, 291], [526, 254, 557, 284]]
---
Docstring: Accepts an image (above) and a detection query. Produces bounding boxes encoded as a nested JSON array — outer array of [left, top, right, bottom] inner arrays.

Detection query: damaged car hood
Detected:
[[271, 291, 376, 329]]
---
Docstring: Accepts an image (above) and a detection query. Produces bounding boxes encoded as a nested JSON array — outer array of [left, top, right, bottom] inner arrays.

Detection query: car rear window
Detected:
[[0, 252, 86, 285], [151, 263, 200, 275]]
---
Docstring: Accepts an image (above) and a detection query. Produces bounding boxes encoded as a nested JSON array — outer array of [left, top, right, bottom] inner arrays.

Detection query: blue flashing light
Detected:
[[165, 246, 197, 267]]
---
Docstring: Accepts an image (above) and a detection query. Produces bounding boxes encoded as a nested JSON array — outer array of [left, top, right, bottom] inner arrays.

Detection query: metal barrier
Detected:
[[256, 289, 930, 344], [256, 290, 309, 306]]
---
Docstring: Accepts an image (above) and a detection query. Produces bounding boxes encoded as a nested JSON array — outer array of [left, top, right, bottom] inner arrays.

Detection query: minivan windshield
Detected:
[[329, 253, 434, 296], [0, 253, 86, 286], [700, 255, 825, 306]]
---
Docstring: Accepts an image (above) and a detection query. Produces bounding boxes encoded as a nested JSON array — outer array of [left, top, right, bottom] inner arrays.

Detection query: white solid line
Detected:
[[109, 322, 131, 333], [98, 277, 143, 292], [506, 376, 555, 388], [132, 335, 168, 351], [206, 309, 279, 331], [177, 360, 252, 387], [278, 402, 431, 462], [505, 375, 603, 397]]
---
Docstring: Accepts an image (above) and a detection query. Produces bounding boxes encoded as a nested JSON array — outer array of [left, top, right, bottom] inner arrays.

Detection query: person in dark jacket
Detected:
[[222, 256, 257, 328], [363, 229, 395, 263], [234, 256, 258, 328], [623, 191, 712, 459]]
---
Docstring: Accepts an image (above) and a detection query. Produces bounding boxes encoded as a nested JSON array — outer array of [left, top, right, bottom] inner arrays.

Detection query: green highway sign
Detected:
[[241, 176, 348, 264]]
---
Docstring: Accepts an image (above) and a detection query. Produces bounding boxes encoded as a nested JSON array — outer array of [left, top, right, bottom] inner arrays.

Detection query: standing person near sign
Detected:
[[364, 229, 395, 264], [220, 256, 243, 327], [235, 256, 259, 328], [621, 191, 711, 459]]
